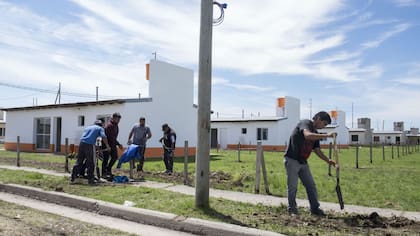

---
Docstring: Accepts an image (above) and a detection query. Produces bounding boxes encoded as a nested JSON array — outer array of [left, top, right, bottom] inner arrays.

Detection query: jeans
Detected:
[[163, 149, 173, 172], [284, 156, 320, 211], [71, 142, 95, 182]]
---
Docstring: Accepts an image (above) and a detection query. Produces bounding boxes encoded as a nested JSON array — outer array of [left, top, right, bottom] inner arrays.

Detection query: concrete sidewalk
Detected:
[[1, 165, 420, 222]]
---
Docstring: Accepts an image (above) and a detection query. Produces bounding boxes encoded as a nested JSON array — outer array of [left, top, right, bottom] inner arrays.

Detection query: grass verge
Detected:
[[1, 169, 420, 235]]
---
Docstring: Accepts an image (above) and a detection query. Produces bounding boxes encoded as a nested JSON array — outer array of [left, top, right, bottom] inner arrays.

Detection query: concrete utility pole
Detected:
[[195, 0, 213, 208]]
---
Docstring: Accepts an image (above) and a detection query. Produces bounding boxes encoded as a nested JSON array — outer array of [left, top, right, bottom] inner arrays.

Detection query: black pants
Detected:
[[102, 147, 118, 175], [163, 149, 173, 172], [71, 142, 95, 181]]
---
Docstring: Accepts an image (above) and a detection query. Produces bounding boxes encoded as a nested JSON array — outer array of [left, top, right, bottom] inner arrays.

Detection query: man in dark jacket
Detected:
[[159, 123, 176, 175], [284, 111, 336, 216], [102, 112, 123, 177]]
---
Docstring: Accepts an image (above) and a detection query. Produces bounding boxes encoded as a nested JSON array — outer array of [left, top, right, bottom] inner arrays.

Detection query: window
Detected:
[[241, 128, 247, 134], [0, 127, 4, 136], [35, 117, 51, 149], [351, 135, 359, 142], [396, 136, 400, 144], [78, 116, 85, 126], [373, 136, 380, 142], [257, 128, 268, 141]]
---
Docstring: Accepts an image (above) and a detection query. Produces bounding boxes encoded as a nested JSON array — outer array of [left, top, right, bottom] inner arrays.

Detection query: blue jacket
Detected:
[[80, 125, 106, 145], [117, 144, 140, 168]]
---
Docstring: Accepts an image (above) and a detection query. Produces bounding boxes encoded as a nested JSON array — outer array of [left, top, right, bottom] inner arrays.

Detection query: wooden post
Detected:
[[356, 142, 359, 169], [391, 143, 394, 159], [254, 141, 270, 194], [369, 142, 373, 164], [328, 142, 332, 176], [129, 159, 134, 179], [237, 142, 241, 162], [16, 136, 20, 167], [249, 141, 251, 154], [183, 140, 189, 185], [260, 148, 270, 194], [64, 138, 69, 173], [255, 142, 262, 194], [382, 143, 385, 161], [397, 143, 400, 158]]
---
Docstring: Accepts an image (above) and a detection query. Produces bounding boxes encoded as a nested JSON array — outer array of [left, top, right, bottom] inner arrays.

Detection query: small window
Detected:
[[373, 136, 380, 142], [257, 128, 268, 141], [351, 135, 359, 142], [241, 128, 247, 134], [78, 116, 85, 126], [0, 128, 4, 136], [396, 136, 400, 143]]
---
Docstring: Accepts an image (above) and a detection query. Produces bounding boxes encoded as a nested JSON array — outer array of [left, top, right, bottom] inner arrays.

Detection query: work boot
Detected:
[[311, 208, 326, 216], [287, 208, 299, 215], [88, 179, 99, 186]]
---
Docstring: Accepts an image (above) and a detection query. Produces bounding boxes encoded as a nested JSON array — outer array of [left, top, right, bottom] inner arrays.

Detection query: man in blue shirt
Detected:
[[71, 120, 110, 185]]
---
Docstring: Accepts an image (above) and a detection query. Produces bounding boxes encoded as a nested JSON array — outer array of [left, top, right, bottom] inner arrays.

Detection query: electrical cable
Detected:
[[213, 1, 227, 26]]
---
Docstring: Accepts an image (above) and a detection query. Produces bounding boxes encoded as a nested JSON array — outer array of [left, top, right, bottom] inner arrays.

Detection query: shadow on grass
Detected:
[[198, 207, 249, 227]]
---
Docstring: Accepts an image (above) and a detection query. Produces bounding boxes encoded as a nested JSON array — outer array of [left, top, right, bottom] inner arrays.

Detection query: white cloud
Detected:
[[361, 23, 411, 49], [392, 0, 420, 7]]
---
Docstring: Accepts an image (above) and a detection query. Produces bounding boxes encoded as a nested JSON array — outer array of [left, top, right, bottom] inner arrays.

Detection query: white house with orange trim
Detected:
[[210, 96, 300, 151], [317, 110, 349, 147], [2, 60, 197, 157]]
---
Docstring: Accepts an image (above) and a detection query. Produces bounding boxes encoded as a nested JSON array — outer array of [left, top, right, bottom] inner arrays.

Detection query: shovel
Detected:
[[333, 134, 345, 210]]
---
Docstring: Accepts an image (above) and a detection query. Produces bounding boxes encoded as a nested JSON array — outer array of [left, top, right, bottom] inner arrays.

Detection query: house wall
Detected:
[[372, 133, 402, 144], [4, 60, 197, 157], [348, 131, 367, 145], [211, 96, 300, 151], [318, 110, 349, 145]]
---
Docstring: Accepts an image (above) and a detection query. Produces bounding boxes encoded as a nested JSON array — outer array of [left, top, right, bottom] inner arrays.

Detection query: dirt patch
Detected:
[[0, 200, 134, 236]]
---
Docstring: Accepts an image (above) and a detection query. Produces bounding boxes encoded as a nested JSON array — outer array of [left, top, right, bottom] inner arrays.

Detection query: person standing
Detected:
[[284, 111, 336, 216], [127, 117, 152, 173], [102, 112, 123, 177], [71, 120, 110, 185], [159, 124, 176, 175]]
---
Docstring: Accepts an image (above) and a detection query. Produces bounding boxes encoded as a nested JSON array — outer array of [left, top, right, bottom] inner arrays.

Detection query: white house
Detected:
[[318, 110, 349, 147], [348, 118, 373, 145], [372, 131, 402, 145], [210, 96, 300, 151], [2, 60, 197, 157]]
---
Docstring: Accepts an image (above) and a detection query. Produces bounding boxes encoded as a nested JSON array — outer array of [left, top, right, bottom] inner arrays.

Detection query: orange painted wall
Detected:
[[5, 142, 196, 158]]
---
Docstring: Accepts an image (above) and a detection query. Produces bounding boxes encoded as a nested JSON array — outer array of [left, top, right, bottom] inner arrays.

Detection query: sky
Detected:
[[0, 0, 419, 130]]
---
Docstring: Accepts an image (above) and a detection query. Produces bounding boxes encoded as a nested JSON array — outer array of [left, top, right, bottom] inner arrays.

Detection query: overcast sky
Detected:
[[0, 0, 419, 130]]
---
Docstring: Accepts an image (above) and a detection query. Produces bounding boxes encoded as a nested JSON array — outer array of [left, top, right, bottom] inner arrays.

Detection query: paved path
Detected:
[[0, 191, 194, 236], [1, 165, 420, 222]]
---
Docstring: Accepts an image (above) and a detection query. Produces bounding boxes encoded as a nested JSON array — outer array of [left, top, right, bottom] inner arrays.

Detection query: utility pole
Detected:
[[96, 86, 99, 101], [195, 0, 213, 209], [55, 82, 61, 104]]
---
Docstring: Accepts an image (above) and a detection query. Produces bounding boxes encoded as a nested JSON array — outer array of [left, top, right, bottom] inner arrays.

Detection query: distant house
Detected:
[[348, 118, 373, 145], [0, 110, 5, 143], [210, 96, 300, 151], [1, 60, 197, 157], [317, 110, 349, 147], [372, 131, 402, 145]]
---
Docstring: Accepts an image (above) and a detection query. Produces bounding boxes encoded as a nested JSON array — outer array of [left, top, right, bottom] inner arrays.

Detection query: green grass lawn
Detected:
[[1, 169, 419, 235], [1, 145, 420, 211]]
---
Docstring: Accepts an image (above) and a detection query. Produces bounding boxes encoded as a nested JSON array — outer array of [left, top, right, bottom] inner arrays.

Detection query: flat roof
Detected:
[[372, 130, 402, 135], [349, 128, 367, 132], [1, 98, 152, 112], [211, 116, 287, 122]]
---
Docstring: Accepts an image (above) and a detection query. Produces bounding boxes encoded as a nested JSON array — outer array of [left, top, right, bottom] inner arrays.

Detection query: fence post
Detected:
[[249, 141, 252, 154], [391, 143, 394, 159], [255, 142, 262, 194], [64, 138, 69, 173], [328, 142, 332, 176], [183, 140, 189, 185], [16, 136, 20, 167], [397, 143, 400, 158], [369, 142, 373, 164], [382, 143, 385, 161], [237, 142, 241, 162], [356, 142, 359, 168], [129, 159, 134, 179], [260, 148, 270, 194]]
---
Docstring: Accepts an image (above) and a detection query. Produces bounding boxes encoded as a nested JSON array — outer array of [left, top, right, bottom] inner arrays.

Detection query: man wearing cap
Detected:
[[159, 124, 176, 175], [102, 112, 123, 178], [127, 117, 152, 173], [71, 120, 111, 185]]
